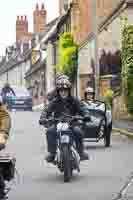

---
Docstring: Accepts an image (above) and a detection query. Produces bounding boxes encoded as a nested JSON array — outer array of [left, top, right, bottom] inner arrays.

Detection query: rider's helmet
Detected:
[[56, 75, 71, 90], [84, 87, 95, 100]]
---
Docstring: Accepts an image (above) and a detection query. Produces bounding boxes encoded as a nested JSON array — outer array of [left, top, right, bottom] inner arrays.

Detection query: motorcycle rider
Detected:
[[40, 75, 89, 162], [1, 83, 16, 109], [40, 75, 70, 119]]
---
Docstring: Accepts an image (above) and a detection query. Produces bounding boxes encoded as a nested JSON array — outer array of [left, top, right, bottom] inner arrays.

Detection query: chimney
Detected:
[[16, 15, 28, 42], [33, 3, 47, 33]]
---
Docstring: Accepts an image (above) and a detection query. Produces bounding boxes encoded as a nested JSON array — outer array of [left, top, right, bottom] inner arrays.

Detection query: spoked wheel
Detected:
[[62, 145, 72, 183]]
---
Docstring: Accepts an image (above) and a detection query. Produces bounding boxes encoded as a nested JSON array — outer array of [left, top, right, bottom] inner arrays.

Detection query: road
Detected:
[[4, 111, 133, 200]]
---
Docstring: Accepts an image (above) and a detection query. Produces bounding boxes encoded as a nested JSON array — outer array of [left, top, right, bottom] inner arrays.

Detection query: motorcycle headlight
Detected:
[[57, 122, 69, 132]]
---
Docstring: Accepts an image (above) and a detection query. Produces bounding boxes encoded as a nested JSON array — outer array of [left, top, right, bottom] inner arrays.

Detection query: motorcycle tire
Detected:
[[62, 145, 72, 183]]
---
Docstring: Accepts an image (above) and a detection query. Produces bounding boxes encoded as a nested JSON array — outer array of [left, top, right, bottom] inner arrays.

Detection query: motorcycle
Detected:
[[40, 114, 86, 183]]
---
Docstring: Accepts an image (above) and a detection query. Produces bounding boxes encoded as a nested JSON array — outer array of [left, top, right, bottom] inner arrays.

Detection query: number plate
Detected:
[[61, 135, 70, 144], [15, 101, 24, 104]]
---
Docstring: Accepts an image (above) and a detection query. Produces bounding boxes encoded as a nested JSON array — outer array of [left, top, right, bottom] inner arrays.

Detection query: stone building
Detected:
[[78, 0, 133, 118]]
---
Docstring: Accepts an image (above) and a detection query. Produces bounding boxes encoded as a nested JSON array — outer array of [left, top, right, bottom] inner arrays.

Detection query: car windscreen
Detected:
[[12, 88, 30, 97]]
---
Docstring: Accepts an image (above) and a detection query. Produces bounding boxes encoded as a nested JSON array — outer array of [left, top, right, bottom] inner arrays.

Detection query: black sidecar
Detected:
[[82, 99, 112, 147]]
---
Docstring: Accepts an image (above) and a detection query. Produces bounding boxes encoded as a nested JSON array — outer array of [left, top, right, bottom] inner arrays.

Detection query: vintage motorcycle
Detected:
[[40, 114, 88, 182]]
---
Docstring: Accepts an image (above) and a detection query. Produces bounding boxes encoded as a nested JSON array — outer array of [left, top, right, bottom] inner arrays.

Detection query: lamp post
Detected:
[[92, 0, 100, 99]]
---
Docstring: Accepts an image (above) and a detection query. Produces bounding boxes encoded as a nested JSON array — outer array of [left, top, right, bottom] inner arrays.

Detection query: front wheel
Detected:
[[62, 145, 72, 183]]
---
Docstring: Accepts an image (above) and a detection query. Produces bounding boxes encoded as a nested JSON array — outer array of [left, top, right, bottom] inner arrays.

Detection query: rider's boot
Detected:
[[45, 152, 55, 163], [45, 130, 56, 163], [77, 141, 89, 161]]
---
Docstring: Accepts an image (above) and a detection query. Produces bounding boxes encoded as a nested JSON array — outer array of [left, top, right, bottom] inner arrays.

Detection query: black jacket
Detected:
[[44, 95, 89, 119]]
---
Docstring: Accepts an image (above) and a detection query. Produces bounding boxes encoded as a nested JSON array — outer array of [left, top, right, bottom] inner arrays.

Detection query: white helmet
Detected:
[[56, 74, 71, 89], [85, 87, 94, 94], [56, 76, 71, 89]]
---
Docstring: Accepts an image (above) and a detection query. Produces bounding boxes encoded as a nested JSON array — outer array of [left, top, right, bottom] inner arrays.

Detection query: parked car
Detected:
[[82, 99, 112, 147], [0, 86, 32, 111]]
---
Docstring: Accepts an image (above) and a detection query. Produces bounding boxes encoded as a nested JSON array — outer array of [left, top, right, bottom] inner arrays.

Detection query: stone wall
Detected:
[[112, 95, 130, 120]]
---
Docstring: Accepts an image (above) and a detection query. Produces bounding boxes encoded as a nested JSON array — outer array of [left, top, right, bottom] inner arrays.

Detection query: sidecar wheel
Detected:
[[104, 122, 112, 147]]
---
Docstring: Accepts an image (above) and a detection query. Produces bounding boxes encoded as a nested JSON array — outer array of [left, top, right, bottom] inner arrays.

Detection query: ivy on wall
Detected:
[[56, 32, 78, 82], [122, 24, 133, 114]]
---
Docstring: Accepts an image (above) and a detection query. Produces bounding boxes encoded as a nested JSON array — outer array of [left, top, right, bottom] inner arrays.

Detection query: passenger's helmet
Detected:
[[84, 87, 95, 100], [85, 87, 94, 94], [56, 75, 71, 89]]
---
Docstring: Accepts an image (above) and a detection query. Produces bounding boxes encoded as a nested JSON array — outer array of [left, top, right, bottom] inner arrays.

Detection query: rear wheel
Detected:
[[62, 145, 72, 183]]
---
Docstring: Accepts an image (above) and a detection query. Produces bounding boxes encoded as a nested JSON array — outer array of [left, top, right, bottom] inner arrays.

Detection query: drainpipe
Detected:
[[75, 48, 78, 97], [92, 0, 100, 99], [6, 70, 8, 82]]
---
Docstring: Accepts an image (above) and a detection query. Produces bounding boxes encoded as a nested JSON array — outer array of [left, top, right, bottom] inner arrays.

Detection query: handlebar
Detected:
[[47, 115, 90, 123], [39, 112, 91, 126]]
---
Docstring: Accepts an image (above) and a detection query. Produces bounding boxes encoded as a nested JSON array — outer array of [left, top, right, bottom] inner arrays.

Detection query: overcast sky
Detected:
[[0, 0, 59, 56]]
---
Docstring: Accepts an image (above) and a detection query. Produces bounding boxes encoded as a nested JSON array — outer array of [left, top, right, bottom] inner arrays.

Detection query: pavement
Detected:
[[113, 119, 133, 139], [112, 119, 133, 199]]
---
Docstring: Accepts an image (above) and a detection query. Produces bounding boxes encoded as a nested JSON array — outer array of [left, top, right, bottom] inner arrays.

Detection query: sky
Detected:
[[0, 0, 59, 56]]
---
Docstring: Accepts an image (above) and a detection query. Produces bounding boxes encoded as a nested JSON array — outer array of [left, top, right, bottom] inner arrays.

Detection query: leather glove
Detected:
[[84, 114, 91, 121]]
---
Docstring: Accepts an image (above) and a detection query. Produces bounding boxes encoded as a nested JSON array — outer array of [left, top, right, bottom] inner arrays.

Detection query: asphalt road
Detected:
[[4, 111, 133, 200]]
